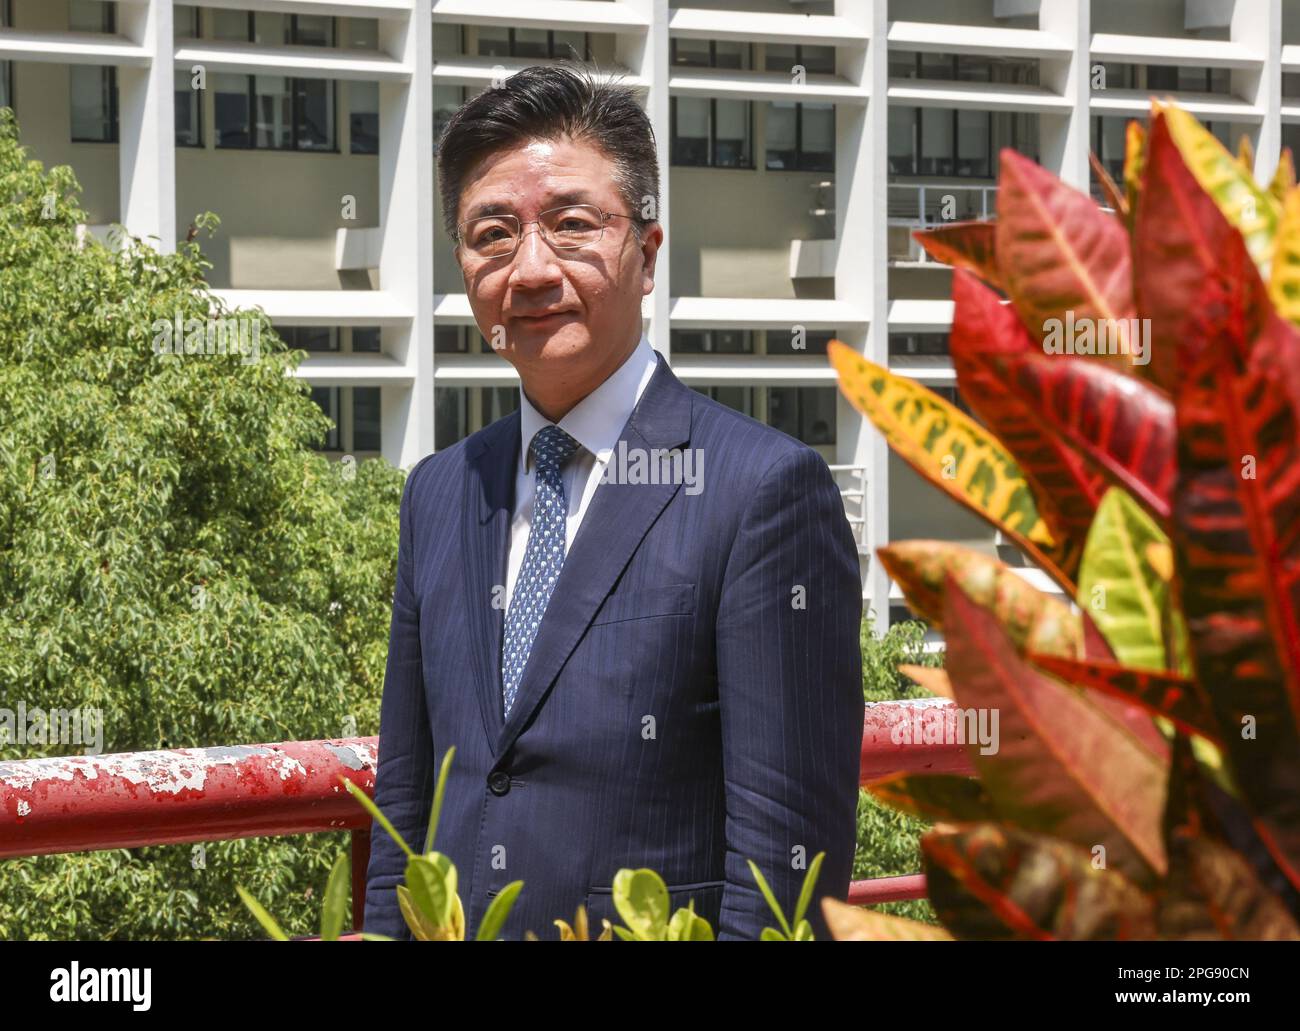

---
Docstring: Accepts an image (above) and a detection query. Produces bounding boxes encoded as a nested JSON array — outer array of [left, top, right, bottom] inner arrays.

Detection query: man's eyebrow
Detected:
[[464, 190, 597, 221]]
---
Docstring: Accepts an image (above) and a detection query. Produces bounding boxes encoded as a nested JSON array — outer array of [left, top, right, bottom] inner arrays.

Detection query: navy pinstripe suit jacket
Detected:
[[362, 354, 864, 941]]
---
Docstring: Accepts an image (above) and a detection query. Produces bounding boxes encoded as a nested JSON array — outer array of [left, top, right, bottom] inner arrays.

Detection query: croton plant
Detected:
[[822, 101, 1300, 941]]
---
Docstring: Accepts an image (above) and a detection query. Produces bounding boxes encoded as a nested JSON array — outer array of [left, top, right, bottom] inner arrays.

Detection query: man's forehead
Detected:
[[459, 138, 618, 216]]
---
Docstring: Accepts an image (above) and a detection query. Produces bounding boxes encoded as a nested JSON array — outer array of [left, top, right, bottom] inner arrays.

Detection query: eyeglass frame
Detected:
[[453, 204, 642, 263]]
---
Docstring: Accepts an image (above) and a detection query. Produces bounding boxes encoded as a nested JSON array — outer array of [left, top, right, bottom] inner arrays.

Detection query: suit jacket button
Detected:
[[488, 771, 511, 796]]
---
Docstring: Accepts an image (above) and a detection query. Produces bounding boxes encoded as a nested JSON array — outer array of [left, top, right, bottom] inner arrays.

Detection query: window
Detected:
[[768, 328, 834, 354], [279, 326, 339, 352], [353, 388, 382, 452], [434, 85, 466, 153], [692, 386, 755, 417], [175, 69, 202, 146], [476, 27, 589, 60], [174, 5, 200, 38], [435, 387, 467, 449], [1147, 65, 1231, 96], [888, 105, 991, 178], [69, 2, 118, 142], [1093, 116, 1128, 181], [214, 14, 337, 151], [764, 43, 835, 76], [768, 387, 836, 446], [765, 101, 834, 172], [671, 330, 754, 354], [350, 81, 379, 154], [352, 327, 382, 353], [889, 333, 949, 357], [311, 388, 341, 451], [669, 40, 754, 169], [309, 386, 382, 454]]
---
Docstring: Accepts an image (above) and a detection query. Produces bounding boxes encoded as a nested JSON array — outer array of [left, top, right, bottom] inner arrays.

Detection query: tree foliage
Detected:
[[0, 109, 405, 939]]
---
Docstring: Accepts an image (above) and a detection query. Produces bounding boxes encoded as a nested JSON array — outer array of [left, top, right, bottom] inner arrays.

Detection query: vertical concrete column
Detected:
[[117, 0, 176, 252], [1038, 0, 1090, 190], [379, 1, 434, 468], [836, 0, 887, 629], [1231, 0, 1282, 183], [617, 0, 671, 359]]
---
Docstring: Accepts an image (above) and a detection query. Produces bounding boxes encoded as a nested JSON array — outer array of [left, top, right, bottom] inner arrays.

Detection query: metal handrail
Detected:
[[1, 700, 968, 930]]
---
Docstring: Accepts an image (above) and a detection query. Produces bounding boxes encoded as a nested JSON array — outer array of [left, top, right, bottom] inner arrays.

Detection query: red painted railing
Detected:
[[0, 700, 972, 929]]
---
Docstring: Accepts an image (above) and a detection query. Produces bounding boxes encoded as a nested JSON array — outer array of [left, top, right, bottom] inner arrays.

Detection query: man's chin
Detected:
[[506, 320, 590, 362]]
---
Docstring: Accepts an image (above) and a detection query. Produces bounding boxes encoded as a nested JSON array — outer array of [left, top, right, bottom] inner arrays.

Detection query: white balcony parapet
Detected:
[[669, 296, 868, 329], [1090, 88, 1265, 122], [335, 227, 382, 272], [887, 299, 954, 333], [432, 0, 650, 32], [888, 356, 956, 386], [789, 238, 837, 279], [211, 290, 413, 326], [1090, 32, 1262, 68], [887, 21, 1070, 59], [671, 68, 867, 105], [197, 0, 415, 18], [292, 353, 414, 386], [888, 78, 1070, 114], [1283, 104, 1300, 125], [1282, 45, 1300, 74], [669, 7, 868, 47], [174, 40, 411, 81], [0, 29, 149, 66], [434, 54, 646, 90], [432, 354, 519, 385]]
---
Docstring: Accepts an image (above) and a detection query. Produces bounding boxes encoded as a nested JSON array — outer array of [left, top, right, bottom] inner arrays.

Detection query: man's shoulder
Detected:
[[686, 389, 824, 486], [402, 415, 516, 506]]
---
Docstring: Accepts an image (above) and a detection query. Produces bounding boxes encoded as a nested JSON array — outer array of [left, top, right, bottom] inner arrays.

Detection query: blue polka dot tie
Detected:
[[502, 424, 581, 718]]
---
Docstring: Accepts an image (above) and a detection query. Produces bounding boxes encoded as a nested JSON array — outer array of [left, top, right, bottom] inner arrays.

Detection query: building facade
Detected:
[[0, 0, 1293, 625]]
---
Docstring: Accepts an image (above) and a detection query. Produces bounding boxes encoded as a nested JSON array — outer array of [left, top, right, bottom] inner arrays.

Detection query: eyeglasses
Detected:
[[455, 204, 638, 262]]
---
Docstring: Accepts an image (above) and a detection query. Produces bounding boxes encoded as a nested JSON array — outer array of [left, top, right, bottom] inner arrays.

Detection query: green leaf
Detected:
[[405, 853, 456, 930], [612, 868, 670, 940], [235, 885, 290, 941], [343, 777, 414, 860], [791, 851, 824, 929], [475, 881, 523, 942], [423, 746, 456, 856], [319, 853, 350, 942], [745, 859, 793, 938], [1078, 488, 1189, 673]]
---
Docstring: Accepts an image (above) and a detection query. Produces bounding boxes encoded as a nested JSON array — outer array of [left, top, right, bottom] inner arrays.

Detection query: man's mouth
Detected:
[[513, 310, 576, 325]]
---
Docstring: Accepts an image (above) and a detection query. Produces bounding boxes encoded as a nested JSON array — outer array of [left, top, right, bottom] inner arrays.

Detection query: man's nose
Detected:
[[508, 225, 563, 286]]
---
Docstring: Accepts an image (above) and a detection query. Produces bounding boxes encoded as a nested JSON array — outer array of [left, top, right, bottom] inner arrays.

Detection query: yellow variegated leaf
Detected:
[[1124, 120, 1147, 220], [1270, 148, 1296, 204], [1270, 187, 1300, 325], [829, 342, 1071, 589], [822, 898, 954, 941], [1237, 132, 1255, 172], [1159, 102, 1280, 278]]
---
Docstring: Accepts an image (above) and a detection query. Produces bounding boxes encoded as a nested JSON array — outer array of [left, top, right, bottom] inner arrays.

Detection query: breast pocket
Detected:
[[589, 582, 696, 627]]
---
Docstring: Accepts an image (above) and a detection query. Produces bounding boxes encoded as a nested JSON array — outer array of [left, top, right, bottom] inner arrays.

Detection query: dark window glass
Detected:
[[671, 330, 753, 354], [214, 74, 251, 147], [175, 69, 202, 146], [435, 387, 467, 449], [350, 81, 379, 154], [352, 327, 382, 353], [889, 333, 950, 357], [692, 386, 755, 416], [768, 387, 836, 446], [281, 326, 338, 351], [353, 387, 382, 452], [294, 78, 335, 150], [1147, 65, 1179, 91], [435, 326, 469, 353], [480, 387, 519, 424], [71, 66, 118, 142], [769, 329, 833, 354], [310, 387, 341, 450]]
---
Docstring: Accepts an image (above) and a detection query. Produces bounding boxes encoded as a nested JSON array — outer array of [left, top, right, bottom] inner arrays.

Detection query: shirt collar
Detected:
[[518, 334, 659, 474]]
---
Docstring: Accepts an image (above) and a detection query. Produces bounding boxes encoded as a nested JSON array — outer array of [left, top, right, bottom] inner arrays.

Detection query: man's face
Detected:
[[454, 135, 662, 384]]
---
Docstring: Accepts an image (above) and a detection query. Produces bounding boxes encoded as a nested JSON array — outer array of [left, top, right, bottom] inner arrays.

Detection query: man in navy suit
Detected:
[[363, 64, 864, 941]]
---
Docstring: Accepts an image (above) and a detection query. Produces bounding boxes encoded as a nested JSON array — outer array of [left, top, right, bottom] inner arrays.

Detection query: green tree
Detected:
[[0, 109, 405, 939]]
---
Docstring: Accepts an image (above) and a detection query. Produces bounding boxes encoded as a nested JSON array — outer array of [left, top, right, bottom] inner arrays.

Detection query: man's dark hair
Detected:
[[436, 63, 660, 245]]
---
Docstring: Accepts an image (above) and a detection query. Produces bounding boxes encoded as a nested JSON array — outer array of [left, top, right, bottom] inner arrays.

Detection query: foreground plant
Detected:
[[238, 748, 830, 940], [825, 100, 1300, 940]]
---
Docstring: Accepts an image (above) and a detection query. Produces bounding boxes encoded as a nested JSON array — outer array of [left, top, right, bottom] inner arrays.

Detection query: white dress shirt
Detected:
[[505, 334, 660, 611]]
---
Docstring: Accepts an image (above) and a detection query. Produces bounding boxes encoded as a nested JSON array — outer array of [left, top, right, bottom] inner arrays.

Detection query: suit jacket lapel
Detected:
[[461, 410, 520, 758], [497, 357, 693, 756]]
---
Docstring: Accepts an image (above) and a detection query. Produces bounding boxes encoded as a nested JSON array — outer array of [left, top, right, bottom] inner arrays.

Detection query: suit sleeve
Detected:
[[362, 463, 436, 941], [714, 446, 864, 941]]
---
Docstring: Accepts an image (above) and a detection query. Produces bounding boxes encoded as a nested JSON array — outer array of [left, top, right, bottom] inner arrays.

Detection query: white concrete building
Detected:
[[0, 0, 1292, 625]]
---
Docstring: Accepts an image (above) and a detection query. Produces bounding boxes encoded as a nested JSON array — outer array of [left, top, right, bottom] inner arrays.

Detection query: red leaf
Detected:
[[914, 222, 1000, 286]]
